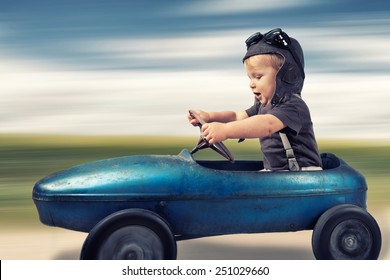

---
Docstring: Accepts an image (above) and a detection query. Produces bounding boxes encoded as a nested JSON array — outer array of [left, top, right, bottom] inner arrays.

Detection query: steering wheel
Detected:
[[189, 110, 234, 163]]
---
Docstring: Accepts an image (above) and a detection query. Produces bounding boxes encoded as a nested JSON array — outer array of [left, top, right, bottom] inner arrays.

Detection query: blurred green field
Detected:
[[1, 134, 389, 228]]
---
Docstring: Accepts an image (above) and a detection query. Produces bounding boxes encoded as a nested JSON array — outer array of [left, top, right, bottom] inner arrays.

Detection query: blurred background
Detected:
[[1, 0, 390, 138], [1, 0, 389, 259]]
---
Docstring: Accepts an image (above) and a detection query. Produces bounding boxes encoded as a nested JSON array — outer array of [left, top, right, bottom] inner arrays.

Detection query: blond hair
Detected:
[[244, 54, 284, 71], [269, 54, 284, 71]]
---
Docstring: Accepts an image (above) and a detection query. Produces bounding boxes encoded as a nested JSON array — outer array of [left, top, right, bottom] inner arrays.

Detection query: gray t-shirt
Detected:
[[246, 94, 322, 170]]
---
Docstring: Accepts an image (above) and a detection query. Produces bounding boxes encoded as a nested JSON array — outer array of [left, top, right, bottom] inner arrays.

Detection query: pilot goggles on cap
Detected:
[[245, 28, 305, 79]]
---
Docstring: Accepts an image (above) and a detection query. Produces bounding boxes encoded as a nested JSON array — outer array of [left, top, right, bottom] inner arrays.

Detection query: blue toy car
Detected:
[[32, 112, 382, 260]]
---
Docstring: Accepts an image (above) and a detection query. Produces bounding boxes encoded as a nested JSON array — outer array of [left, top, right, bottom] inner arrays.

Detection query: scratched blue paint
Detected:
[[33, 149, 367, 239]]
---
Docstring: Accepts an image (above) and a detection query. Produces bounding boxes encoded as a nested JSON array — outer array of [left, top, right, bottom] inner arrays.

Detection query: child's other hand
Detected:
[[201, 122, 227, 144], [188, 110, 210, 126]]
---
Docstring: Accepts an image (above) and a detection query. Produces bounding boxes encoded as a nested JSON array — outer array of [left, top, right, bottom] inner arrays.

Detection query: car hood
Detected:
[[33, 149, 197, 202]]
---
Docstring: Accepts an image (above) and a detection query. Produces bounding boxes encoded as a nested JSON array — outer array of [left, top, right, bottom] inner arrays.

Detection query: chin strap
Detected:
[[279, 132, 300, 171]]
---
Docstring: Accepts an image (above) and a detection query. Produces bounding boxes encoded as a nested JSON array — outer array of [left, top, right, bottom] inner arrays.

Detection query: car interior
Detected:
[[195, 153, 341, 172]]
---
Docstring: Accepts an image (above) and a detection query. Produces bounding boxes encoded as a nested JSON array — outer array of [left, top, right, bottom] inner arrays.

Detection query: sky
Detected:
[[1, 0, 390, 139]]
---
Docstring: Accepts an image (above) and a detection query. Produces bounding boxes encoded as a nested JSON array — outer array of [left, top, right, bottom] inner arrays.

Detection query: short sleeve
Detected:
[[268, 96, 307, 135], [245, 98, 261, 117]]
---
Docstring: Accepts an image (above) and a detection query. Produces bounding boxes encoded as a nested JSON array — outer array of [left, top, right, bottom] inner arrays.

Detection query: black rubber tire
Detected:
[[80, 209, 177, 260], [312, 204, 381, 260]]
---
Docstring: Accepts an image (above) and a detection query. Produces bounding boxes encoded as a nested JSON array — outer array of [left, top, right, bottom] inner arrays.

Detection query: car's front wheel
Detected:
[[80, 209, 177, 260], [312, 204, 381, 260]]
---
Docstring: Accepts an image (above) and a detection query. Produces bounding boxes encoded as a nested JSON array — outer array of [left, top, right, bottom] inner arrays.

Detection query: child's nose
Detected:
[[249, 80, 255, 88]]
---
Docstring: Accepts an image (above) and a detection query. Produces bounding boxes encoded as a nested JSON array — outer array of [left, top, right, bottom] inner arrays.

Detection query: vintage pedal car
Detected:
[[32, 112, 382, 260]]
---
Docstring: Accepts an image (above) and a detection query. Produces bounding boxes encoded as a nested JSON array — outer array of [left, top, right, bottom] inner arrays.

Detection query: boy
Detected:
[[188, 28, 322, 171]]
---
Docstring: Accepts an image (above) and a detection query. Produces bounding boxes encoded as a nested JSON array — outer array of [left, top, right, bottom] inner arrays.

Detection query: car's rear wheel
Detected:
[[312, 204, 381, 260], [80, 209, 177, 260]]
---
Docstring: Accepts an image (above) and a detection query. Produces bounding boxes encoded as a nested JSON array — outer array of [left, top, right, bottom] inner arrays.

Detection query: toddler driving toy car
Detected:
[[32, 111, 382, 260]]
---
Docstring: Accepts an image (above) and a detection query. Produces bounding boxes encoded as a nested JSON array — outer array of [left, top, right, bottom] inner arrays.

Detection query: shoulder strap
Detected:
[[279, 132, 300, 171]]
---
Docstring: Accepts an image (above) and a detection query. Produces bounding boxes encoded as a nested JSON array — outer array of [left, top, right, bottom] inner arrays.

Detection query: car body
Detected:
[[32, 148, 381, 260]]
